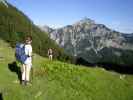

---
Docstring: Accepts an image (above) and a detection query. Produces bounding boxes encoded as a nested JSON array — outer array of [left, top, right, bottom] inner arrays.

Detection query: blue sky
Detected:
[[8, 0, 133, 33]]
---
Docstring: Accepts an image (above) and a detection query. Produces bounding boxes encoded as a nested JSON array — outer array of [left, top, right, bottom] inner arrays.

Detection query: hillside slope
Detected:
[[0, 39, 133, 100], [0, 2, 70, 62]]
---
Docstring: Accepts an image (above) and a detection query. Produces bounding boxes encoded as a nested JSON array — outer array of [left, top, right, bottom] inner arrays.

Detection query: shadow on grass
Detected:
[[0, 93, 3, 100], [8, 61, 21, 83], [75, 57, 133, 75], [97, 63, 133, 75]]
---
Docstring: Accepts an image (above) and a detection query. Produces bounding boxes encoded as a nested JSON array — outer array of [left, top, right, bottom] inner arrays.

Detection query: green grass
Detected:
[[0, 39, 133, 100]]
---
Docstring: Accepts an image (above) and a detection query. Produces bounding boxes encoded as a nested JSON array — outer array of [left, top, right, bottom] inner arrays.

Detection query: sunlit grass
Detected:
[[0, 39, 133, 100]]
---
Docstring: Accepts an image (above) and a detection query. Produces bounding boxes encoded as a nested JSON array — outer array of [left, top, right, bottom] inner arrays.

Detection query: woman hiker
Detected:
[[21, 36, 33, 85]]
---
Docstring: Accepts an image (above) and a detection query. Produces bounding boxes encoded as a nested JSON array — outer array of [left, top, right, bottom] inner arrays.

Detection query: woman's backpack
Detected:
[[15, 43, 28, 63]]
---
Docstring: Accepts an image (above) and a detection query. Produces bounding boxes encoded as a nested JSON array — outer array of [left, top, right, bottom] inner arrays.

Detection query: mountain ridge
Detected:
[[40, 18, 133, 66]]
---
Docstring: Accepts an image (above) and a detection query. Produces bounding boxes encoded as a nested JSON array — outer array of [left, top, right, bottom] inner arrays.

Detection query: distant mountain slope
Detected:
[[43, 18, 133, 66], [0, 39, 133, 100], [39, 25, 54, 34], [0, 2, 70, 61], [122, 33, 133, 43]]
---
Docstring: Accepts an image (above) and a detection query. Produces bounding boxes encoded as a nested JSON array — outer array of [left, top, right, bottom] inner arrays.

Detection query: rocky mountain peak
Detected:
[[45, 18, 133, 66], [74, 17, 95, 26]]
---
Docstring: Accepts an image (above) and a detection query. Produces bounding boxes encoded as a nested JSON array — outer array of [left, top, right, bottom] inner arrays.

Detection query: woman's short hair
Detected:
[[25, 35, 32, 41]]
